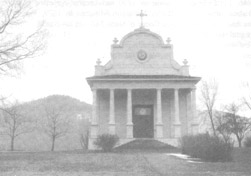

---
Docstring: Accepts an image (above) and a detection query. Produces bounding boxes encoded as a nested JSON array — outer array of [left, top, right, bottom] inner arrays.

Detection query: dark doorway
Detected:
[[133, 105, 154, 138]]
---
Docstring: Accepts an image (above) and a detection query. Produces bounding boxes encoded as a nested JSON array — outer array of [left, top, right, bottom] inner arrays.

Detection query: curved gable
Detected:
[[94, 27, 189, 76]]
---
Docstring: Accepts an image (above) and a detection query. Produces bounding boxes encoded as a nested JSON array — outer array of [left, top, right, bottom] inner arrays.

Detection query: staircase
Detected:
[[115, 139, 180, 153]]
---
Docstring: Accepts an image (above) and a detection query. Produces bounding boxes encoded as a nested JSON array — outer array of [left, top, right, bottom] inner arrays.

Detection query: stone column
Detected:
[[126, 89, 133, 138], [174, 88, 181, 138], [109, 89, 115, 134], [91, 88, 98, 138], [186, 90, 192, 134], [191, 88, 198, 134], [156, 88, 163, 138]]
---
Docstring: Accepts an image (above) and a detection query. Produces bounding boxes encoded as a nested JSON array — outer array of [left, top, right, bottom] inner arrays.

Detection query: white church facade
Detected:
[[86, 12, 201, 149]]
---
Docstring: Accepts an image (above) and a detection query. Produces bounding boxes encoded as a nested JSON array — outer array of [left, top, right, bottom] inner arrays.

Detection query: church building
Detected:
[[86, 11, 201, 149]]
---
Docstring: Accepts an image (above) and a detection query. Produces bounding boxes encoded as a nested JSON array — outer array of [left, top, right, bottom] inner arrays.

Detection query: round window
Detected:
[[137, 50, 147, 61]]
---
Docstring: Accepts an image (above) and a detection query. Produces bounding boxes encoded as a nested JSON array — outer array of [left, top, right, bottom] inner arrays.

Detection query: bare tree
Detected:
[[214, 111, 232, 144], [0, 0, 46, 76], [243, 83, 251, 112], [41, 104, 72, 151], [200, 80, 218, 136], [224, 103, 251, 147], [78, 114, 91, 150], [0, 101, 34, 151]]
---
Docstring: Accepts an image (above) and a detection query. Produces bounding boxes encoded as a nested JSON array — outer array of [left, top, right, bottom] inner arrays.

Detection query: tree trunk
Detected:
[[10, 136, 15, 151], [51, 136, 55, 151], [209, 115, 216, 136], [237, 137, 242, 147]]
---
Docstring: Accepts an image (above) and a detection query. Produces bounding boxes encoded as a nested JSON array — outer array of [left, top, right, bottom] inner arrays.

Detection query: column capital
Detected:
[[174, 121, 181, 125], [91, 88, 97, 91], [190, 87, 196, 91], [156, 122, 163, 125]]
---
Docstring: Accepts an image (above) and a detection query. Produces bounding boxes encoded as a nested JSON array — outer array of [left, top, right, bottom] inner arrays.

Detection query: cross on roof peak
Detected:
[[137, 10, 147, 28]]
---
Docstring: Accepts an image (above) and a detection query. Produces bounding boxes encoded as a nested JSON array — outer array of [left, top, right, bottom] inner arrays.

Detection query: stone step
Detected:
[[115, 139, 179, 153]]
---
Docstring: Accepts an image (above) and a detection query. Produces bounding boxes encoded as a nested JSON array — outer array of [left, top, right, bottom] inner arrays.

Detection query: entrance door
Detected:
[[133, 105, 154, 138]]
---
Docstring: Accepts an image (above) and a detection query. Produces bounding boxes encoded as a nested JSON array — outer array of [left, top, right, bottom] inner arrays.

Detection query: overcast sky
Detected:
[[1, 0, 251, 111]]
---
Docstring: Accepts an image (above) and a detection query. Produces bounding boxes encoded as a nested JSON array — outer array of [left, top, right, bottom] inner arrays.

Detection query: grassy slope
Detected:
[[0, 148, 251, 176], [0, 151, 154, 176], [146, 148, 251, 176]]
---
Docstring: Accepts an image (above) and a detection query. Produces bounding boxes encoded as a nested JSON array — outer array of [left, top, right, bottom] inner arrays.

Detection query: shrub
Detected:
[[180, 133, 233, 162], [94, 134, 119, 152], [244, 136, 251, 148]]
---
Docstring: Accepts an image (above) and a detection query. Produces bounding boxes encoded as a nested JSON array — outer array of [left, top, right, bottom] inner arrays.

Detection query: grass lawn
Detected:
[[0, 148, 251, 176]]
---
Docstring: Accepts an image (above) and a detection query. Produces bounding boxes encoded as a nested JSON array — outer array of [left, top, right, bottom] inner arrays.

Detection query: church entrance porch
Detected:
[[133, 105, 154, 138], [87, 83, 200, 149], [88, 87, 198, 140]]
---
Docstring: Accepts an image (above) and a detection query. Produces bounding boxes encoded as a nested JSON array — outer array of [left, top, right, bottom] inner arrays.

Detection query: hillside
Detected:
[[26, 94, 92, 114], [0, 95, 92, 151]]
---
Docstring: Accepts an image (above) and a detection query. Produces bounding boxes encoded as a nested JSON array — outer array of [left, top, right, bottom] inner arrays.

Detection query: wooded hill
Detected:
[[0, 95, 92, 151]]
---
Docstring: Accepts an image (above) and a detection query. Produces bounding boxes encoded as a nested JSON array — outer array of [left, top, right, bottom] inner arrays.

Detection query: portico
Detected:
[[87, 75, 200, 148], [86, 12, 200, 149]]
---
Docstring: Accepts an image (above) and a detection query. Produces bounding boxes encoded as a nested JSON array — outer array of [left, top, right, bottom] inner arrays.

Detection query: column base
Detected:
[[90, 124, 98, 138], [174, 123, 181, 138], [156, 124, 163, 138], [88, 138, 97, 150], [126, 124, 133, 138], [109, 124, 116, 135]]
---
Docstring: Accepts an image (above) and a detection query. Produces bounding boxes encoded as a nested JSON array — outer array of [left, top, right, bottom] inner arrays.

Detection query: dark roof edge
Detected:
[[86, 75, 201, 81]]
